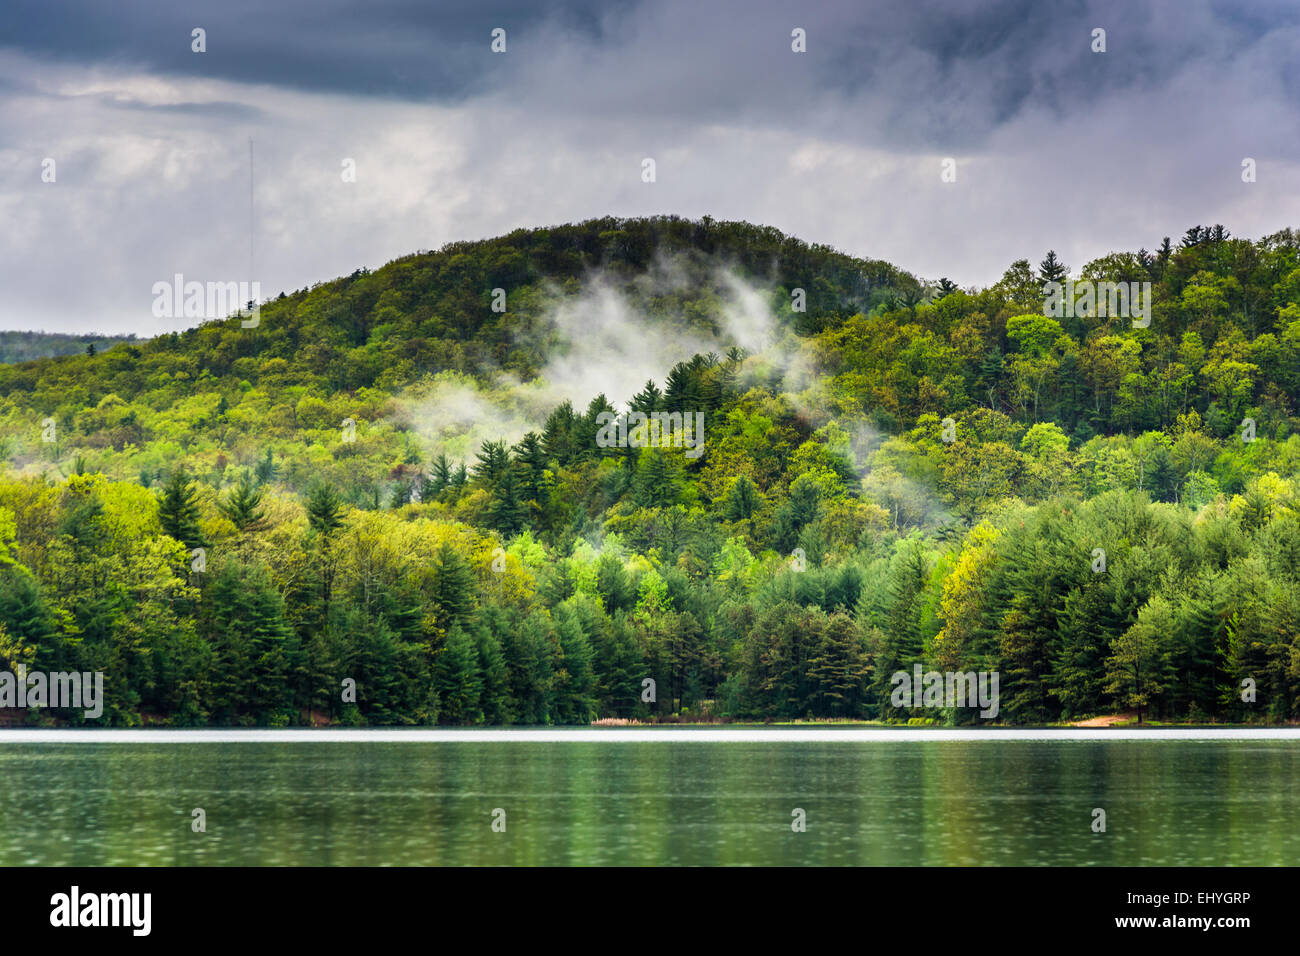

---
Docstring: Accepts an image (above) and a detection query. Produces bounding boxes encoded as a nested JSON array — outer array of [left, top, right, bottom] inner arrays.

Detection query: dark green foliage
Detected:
[[218, 474, 266, 532], [431, 543, 477, 631], [158, 468, 204, 549], [306, 483, 344, 536], [1, 216, 1299, 726]]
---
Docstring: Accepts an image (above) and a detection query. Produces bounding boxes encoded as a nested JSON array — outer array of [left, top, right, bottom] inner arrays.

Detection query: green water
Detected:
[[1, 739, 1296, 865]]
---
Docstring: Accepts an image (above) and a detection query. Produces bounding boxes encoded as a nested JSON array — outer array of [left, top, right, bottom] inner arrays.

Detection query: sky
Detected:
[[2, 0, 1298, 334]]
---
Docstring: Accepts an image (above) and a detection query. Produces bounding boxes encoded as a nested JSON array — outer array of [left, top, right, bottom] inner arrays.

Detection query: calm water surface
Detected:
[[0, 730, 1295, 865]]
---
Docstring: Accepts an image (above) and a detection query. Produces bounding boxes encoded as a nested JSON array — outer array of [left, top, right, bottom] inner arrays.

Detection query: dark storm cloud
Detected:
[[2, 0, 1299, 333], [5, 0, 1296, 150], [2, 0, 633, 100], [99, 96, 267, 121]]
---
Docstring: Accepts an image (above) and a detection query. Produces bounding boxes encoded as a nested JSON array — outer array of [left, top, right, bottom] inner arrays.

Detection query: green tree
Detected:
[[218, 474, 266, 532], [306, 484, 344, 536], [158, 469, 204, 550], [1105, 597, 1173, 723]]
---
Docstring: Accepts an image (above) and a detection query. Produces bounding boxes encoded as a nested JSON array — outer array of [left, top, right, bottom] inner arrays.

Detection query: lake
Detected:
[[1, 729, 1296, 865]]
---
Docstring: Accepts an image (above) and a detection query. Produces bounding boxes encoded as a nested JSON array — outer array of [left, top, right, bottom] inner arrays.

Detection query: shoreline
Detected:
[[2, 726, 1299, 743]]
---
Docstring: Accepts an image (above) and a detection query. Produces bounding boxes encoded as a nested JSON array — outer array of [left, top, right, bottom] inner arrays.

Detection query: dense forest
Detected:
[[0, 331, 138, 366], [0, 215, 1298, 726]]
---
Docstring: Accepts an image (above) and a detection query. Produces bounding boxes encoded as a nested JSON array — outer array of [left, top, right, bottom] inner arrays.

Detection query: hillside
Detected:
[[0, 331, 139, 365], [0, 215, 1298, 726]]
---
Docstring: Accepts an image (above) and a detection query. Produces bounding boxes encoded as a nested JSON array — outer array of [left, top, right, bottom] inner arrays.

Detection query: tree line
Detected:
[[0, 217, 1297, 724]]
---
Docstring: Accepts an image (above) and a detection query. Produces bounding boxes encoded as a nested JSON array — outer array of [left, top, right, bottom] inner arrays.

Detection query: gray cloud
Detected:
[[100, 96, 268, 121], [2, 0, 1298, 333]]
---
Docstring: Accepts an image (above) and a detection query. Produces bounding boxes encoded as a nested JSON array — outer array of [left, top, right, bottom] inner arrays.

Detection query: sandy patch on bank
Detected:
[[1070, 713, 1138, 727]]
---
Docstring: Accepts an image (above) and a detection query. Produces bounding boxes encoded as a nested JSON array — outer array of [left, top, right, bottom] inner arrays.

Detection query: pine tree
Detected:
[[421, 453, 452, 501], [218, 474, 266, 532], [634, 448, 685, 509], [0, 568, 57, 669], [254, 448, 279, 485], [500, 609, 551, 724], [387, 480, 413, 509], [58, 491, 106, 551], [207, 560, 298, 723], [1154, 237, 1173, 277], [724, 475, 760, 521], [542, 402, 578, 465], [554, 607, 597, 722], [1105, 599, 1173, 724], [473, 439, 510, 487], [590, 612, 643, 718], [434, 625, 483, 724], [596, 553, 635, 614], [306, 484, 344, 536], [577, 395, 616, 460], [486, 466, 527, 536], [806, 612, 868, 717], [774, 475, 821, 552], [475, 622, 512, 725], [663, 361, 701, 413], [865, 544, 928, 718], [158, 468, 204, 549], [513, 432, 548, 504], [630, 380, 663, 414], [431, 543, 477, 631], [1037, 250, 1068, 286]]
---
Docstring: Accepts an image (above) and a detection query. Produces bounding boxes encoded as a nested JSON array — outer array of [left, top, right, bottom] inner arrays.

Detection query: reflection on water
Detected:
[[0, 738, 1296, 865]]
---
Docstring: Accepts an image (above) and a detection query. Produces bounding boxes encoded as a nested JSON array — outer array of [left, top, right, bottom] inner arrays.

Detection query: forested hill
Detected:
[[0, 331, 138, 365], [0, 216, 1298, 727]]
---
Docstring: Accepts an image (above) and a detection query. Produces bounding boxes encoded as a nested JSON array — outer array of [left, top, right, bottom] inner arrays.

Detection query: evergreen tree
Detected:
[[1105, 598, 1173, 723], [158, 468, 204, 549], [595, 554, 635, 614], [0, 568, 58, 670], [1038, 250, 1068, 286], [306, 484, 344, 536], [805, 611, 868, 717], [630, 380, 664, 414], [434, 625, 482, 724], [864, 544, 928, 718], [542, 402, 579, 465], [486, 466, 527, 536], [206, 560, 298, 723], [513, 432, 548, 504], [473, 439, 510, 487], [774, 474, 821, 553], [218, 474, 266, 532], [724, 475, 760, 521], [634, 448, 686, 509], [387, 480, 413, 509], [577, 395, 616, 460], [431, 543, 477, 631], [474, 619, 512, 725], [664, 361, 702, 413], [254, 448, 279, 485], [424, 453, 452, 500]]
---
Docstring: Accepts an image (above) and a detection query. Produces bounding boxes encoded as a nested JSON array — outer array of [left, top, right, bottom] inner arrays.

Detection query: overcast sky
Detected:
[[3, 0, 1298, 334]]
